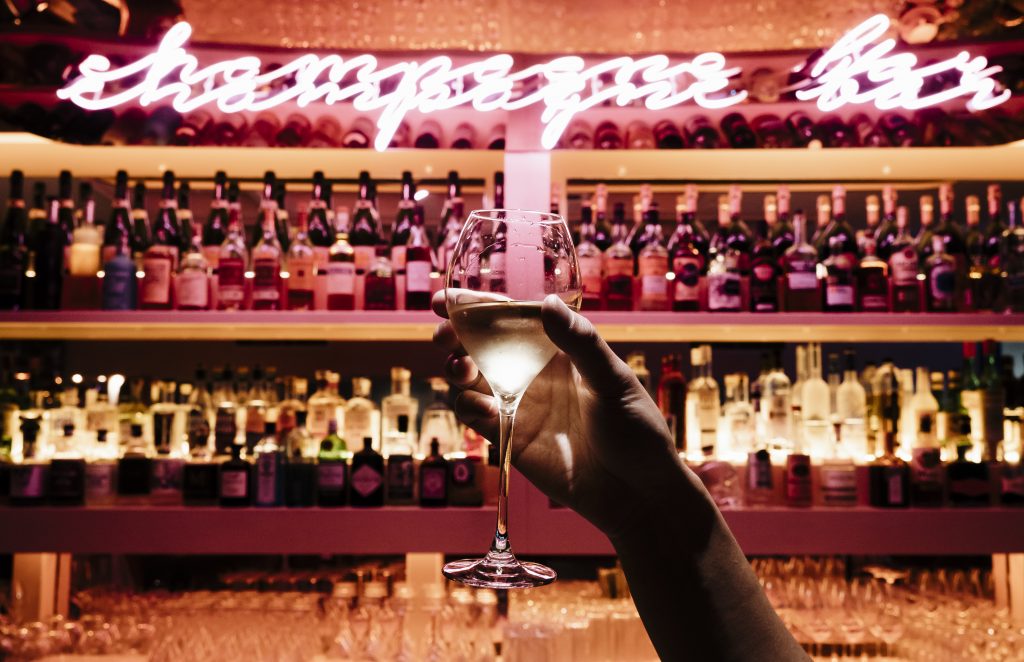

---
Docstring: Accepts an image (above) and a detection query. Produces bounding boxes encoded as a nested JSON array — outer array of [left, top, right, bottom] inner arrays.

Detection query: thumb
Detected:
[[541, 294, 634, 397]]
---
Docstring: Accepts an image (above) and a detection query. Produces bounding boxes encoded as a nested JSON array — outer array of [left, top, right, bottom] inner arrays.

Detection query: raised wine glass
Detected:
[[443, 209, 581, 589]]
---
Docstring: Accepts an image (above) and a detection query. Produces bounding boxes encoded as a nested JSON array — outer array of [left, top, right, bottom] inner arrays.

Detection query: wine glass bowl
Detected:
[[443, 209, 581, 589]]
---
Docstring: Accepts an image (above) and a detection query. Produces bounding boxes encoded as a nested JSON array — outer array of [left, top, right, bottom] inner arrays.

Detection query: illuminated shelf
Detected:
[[0, 133, 503, 181], [551, 140, 1024, 183], [0, 311, 1020, 343]]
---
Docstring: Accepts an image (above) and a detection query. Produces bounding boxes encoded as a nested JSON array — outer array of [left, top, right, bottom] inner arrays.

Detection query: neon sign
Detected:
[[56, 14, 1010, 150]]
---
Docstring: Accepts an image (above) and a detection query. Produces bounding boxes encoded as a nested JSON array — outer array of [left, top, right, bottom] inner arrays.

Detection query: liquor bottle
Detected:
[[856, 238, 889, 312], [761, 350, 793, 450], [684, 115, 721, 148], [56, 170, 75, 255], [981, 341, 1005, 462], [785, 446, 812, 508], [306, 171, 333, 270], [947, 415, 990, 507], [1002, 201, 1024, 313], [749, 223, 780, 312], [603, 203, 635, 311], [874, 186, 899, 261], [202, 171, 228, 267], [684, 345, 719, 459], [285, 209, 316, 310], [382, 367, 418, 456], [32, 198, 64, 310], [668, 192, 705, 312], [419, 378, 459, 457], [782, 210, 821, 311], [721, 186, 753, 272], [345, 378, 380, 450], [722, 373, 756, 454], [915, 195, 936, 259], [316, 419, 348, 507], [857, 194, 881, 257], [436, 171, 465, 274], [925, 235, 957, 312], [365, 247, 396, 310], [835, 349, 868, 455], [869, 386, 910, 508], [177, 180, 194, 251], [281, 410, 315, 508], [931, 183, 967, 275], [350, 171, 381, 285], [770, 186, 795, 259], [140, 171, 180, 310], [821, 440, 858, 507], [45, 423, 84, 505], [273, 181, 290, 251], [577, 204, 603, 311], [983, 184, 1006, 273], [823, 236, 856, 312], [888, 206, 923, 313], [350, 437, 385, 507], [176, 237, 210, 311], [118, 423, 153, 501], [216, 208, 247, 310], [706, 248, 743, 312], [654, 119, 684, 148], [251, 208, 283, 310], [219, 440, 251, 507], [965, 195, 992, 310], [657, 354, 687, 452], [253, 421, 284, 507], [249, 171, 277, 249], [818, 186, 857, 263], [0, 170, 28, 309], [391, 171, 416, 274], [745, 448, 775, 507], [27, 182, 46, 247], [69, 182, 101, 276], [636, 203, 670, 311], [326, 227, 356, 310], [404, 205, 433, 310], [385, 422, 415, 505], [800, 343, 831, 456], [419, 439, 449, 507], [101, 170, 131, 264], [909, 367, 943, 507], [810, 195, 831, 257], [100, 231, 137, 310], [130, 181, 151, 257], [721, 112, 757, 148], [590, 184, 613, 252], [964, 194, 984, 266]]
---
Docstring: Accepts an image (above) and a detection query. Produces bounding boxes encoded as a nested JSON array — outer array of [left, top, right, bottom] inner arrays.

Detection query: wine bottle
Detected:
[[414, 120, 443, 148], [721, 113, 758, 148], [285, 210, 316, 311], [436, 171, 464, 274], [217, 208, 248, 310], [275, 113, 311, 147], [450, 123, 476, 149], [889, 207, 923, 313], [782, 210, 821, 312], [307, 116, 342, 148], [785, 111, 821, 147], [404, 205, 433, 311], [752, 114, 794, 148], [770, 186, 795, 259], [594, 121, 623, 149], [251, 209, 283, 310], [57, 170, 75, 253], [818, 185, 858, 264], [274, 181, 290, 251], [823, 236, 856, 313], [683, 115, 721, 148], [390, 171, 416, 276], [669, 191, 705, 313], [252, 171, 277, 249], [350, 171, 381, 284], [636, 203, 670, 311], [915, 194, 936, 260], [140, 171, 180, 310], [0, 170, 28, 310], [32, 198, 64, 310], [590, 183, 613, 251], [857, 195, 881, 257], [750, 224, 780, 313], [130, 181, 151, 256], [603, 203, 634, 311], [653, 120, 685, 148], [721, 185, 753, 273], [874, 186, 899, 261], [176, 236, 210, 311]]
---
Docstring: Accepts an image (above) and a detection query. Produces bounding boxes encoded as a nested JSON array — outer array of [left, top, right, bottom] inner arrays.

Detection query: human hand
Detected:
[[433, 291, 684, 539]]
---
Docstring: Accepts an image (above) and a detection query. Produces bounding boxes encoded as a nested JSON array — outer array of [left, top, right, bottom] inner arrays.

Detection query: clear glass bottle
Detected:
[[345, 378, 380, 452], [253, 421, 284, 507], [636, 203, 670, 311], [706, 249, 743, 312], [251, 208, 282, 310], [722, 373, 755, 456], [782, 210, 821, 311], [760, 349, 793, 452], [381, 367, 418, 457], [836, 349, 868, 458], [307, 371, 344, 440], [285, 209, 316, 310], [419, 378, 459, 457], [216, 208, 248, 310], [684, 345, 719, 459], [800, 343, 831, 457], [869, 366, 909, 508], [404, 205, 433, 311], [364, 247, 396, 310], [577, 203, 604, 311], [176, 236, 210, 311], [926, 235, 957, 312], [658, 354, 687, 452]]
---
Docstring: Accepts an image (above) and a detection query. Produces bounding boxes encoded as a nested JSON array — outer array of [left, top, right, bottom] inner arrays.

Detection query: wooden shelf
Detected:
[[550, 141, 1024, 183], [0, 311, 1020, 343]]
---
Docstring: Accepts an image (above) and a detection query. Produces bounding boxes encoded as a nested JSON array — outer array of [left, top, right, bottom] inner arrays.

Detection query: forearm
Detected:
[[610, 462, 808, 662]]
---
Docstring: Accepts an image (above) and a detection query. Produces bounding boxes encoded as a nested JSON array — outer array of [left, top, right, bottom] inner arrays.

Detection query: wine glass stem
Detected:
[[490, 395, 519, 555]]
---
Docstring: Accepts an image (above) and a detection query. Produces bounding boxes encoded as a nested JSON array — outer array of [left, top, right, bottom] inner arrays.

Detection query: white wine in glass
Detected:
[[443, 209, 581, 589]]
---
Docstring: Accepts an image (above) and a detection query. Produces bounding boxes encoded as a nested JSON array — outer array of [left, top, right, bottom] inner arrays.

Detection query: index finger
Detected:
[[432, 290, 448, 318]]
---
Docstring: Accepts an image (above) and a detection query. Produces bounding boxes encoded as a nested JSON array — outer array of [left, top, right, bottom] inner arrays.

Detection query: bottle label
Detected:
[[929, 262, 956, 300], [318, 463, 347, 489], [1001, 472, 1024, 498], [885, 467, 906, 505], [751, 262, 776, 283], [352, 463, 383, 497], [785, 455, 812, 503], [673, 256, 701, 301], [312, 246, 330, 272], [252, 258, 280, 300], [308, 404, 335, 437], [911, 447, 942, 486], [746, 451, 773, 490], [288, 255, 315, 291], [220, 469, 248, 498], [890, 248, 919, 286], [141, 252, 172, 304], [85, 409, 114, 432], [217, 257, 245, 302], [256, 455, 280, 504], [202, 246, 220, 269], [152, 458, 184, 494], [641, 274, 667, 297], [353, 246, 376, 274], [580, 256, 603, 297], [10, 464, 46, 498], [822, 465, 857, 505], [421, 466, 447, 500], [85, 463, 115, 498], [390, 245, 407, 270], [786, 271, 818, 291], [826, 282, 854, 306], [638, 254, 668, 278], [603, 256, 633, 277], [345, 407, 372, 441], [951, 476, 989, 499], [406, 260, 432, 293], [387, 457, 415, 499], [326, 262, 355, 295], [708, 272, 741, 310], [982, 389, 1005, 445], [176, 269, 209, 308], [451, 459, 475, 486]]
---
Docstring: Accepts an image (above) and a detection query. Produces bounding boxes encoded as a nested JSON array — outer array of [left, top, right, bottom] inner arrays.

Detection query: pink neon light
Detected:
[[795, 14, 1010, 112]]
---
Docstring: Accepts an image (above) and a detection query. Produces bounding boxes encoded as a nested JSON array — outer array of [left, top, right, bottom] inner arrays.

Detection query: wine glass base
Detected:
[[443, 551, 556, 589]]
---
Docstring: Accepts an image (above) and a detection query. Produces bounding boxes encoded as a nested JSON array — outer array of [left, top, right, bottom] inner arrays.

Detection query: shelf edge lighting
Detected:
[[55, 14, 1011, 151]]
